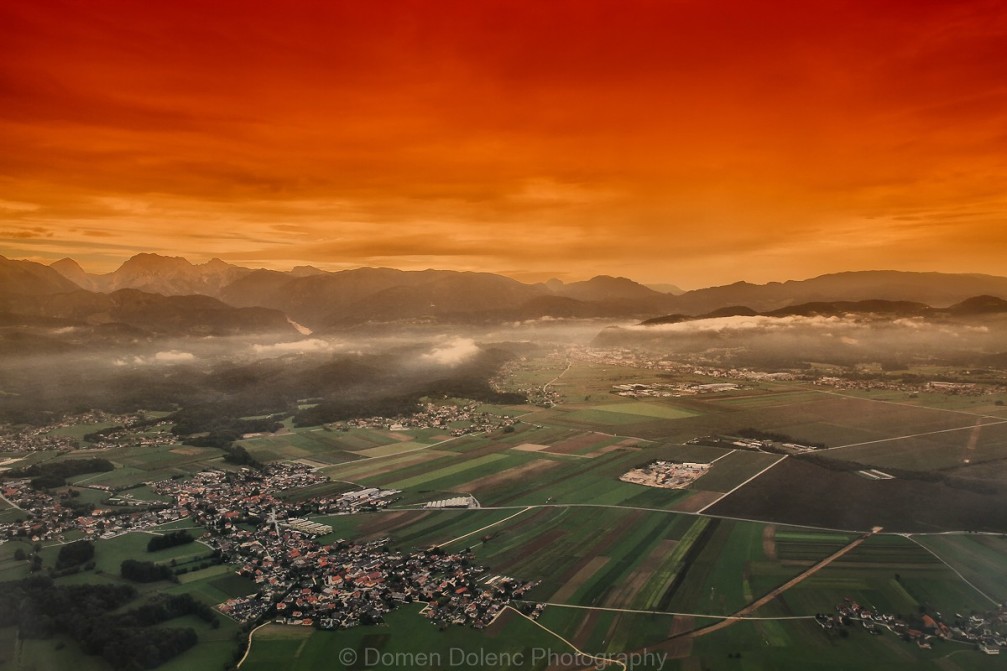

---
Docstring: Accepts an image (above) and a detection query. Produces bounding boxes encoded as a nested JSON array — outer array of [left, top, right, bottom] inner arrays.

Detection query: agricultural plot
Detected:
[[465, 449, 684, 508], [62, 445, 228, 488], [511, 430, 642, 458], [556, 407, 683, 429], [911, 533, 1007, 603], [708, 457, 1007, 533], [380, 453, 512, 491], [700, 389, 824, 410], [467, 507, 698, 604], [826, 420, 1007, 471], [684, 449, 779, 493], [0, 539, 32, 581], [837, 388, 1007, 418], [348, 441, 429, 458], [319, 449, 457, 483], [47, 421, 120, 442], [238, 428, 369, 464], [685, 616, 1005, 671], [38, 530, 216, 575], [587, 401, 700, 421], [755, 534, 993, 619]]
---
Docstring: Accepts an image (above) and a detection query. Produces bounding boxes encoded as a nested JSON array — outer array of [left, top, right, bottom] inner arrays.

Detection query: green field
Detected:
[[586, 401, 700, 420], [9, 358, 1007, 671]]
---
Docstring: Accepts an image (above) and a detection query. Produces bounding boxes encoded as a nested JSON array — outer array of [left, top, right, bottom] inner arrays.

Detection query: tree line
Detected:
[[0, 576, 207, 669]]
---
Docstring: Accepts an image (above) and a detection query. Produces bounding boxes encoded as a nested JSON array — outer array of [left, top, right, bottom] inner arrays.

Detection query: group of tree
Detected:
[[55, 539, 94, 570], [293, 380, 523, 428], [10, 458, 115, 490], [736, 427, 827, 449], [147, 530, 194, 552], [121, 559, 175, 583], [0, 576, 200, 669]]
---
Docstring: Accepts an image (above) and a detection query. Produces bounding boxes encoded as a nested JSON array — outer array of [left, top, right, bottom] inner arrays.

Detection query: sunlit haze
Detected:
[[2, 0, 1006, 288]]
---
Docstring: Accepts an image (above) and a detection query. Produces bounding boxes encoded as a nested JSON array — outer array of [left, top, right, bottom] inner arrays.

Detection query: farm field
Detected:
[[9, 356, 1007, 671], [708, 457, 1007, 532]]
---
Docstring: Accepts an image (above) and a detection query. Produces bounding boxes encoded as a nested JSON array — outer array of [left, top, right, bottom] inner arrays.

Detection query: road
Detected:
[[0, 492, 24, 511]]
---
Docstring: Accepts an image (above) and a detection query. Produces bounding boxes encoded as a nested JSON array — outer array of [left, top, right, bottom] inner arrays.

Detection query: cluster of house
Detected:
[[148, 463, 328, 522], [0, 430, 77, 455], [142, 464, 538, 631], [0, 410, 152, 454], [0, 477, 184, 543], [333, 402, 518, 436], [825, 598, 1007, 654], [222, 531, 537, 631], [620, 460, 710, 489], [568, 345, 1007, 400], [74, 420, 176, 450], [2, 443, 541, 633], [815, 376, 1007, 397], [490, 354, 563, 408], [611, 382, 739, 398]]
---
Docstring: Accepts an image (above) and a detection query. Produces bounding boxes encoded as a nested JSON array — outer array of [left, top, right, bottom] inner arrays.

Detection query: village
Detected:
[[611, 381, 739, 398], [824, 597, 1007, 655], [332, 401, 518, 436], [1, 459, 540, 634], [0, 410, 174, 455], [149, 465, 539, 630], [567, 345, 1007, 398]]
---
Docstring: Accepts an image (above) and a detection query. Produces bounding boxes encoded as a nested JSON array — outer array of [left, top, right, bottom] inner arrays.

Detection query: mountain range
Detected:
[[2, 253, 1007, 336]]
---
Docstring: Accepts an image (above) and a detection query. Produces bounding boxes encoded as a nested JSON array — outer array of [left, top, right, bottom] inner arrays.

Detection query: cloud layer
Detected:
[[2, 1, 1006, 286]]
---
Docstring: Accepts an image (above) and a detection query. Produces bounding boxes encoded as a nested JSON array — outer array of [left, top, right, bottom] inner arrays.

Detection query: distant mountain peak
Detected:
[[49, 257, 97, 290], [289, 265, 326, 277], [51, 257, 84, 270]]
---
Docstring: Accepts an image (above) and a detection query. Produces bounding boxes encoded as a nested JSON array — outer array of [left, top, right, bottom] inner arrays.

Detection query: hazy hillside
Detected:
[[1, 288, 297, 336], [663, 271, 1007, 314], [0, 255, 81, 296], [19, 254, 1007, 329]]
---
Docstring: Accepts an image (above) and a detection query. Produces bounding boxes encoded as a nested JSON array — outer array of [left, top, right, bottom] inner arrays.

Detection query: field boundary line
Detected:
[[821, 419, 1007, 452], [695, 455, 788, 514], [709, 449, 736, 463], [355, 434, 466, 462], [527, 601, 816, 620], [902, 534, 999, 606], [811, 388, 1007, 420], [382, 502, 874, 535], [505, 605, 626, 670], [435, 506, 532, 548]]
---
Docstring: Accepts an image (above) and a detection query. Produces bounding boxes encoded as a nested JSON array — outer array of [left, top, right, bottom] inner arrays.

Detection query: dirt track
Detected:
[[685, 527, 881, 639]]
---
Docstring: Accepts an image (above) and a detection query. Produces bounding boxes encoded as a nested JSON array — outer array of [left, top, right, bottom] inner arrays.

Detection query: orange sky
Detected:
[[1, 0, 1006, 288]]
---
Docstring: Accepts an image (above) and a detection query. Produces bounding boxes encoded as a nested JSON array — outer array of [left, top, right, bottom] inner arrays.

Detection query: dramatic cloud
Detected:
[[2, 1, 1006, 286]]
